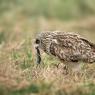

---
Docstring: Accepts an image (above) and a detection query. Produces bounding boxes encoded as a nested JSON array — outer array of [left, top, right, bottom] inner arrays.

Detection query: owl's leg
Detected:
[[54, 63, 69, 75], [53, 63, 60, 68], [62, 65, 69, 75]]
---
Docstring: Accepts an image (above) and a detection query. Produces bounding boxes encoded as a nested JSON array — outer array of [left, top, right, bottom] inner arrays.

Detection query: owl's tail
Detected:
[[91, 43, 95, 52], [81, 38, 95, 52]]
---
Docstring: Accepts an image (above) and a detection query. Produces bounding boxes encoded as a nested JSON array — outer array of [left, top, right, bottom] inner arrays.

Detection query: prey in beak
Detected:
[[34, 39, 42, 64]]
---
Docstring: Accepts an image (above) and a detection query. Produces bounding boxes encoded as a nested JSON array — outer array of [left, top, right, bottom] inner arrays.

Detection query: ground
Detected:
[[0, 15, 95, 95]]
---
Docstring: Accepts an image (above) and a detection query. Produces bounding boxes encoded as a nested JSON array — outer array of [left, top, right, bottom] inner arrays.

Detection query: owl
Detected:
[[34, 31, 95, 67]]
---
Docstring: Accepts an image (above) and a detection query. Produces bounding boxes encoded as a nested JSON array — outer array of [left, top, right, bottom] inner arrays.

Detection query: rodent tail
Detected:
[[35, 46, 41, 64]]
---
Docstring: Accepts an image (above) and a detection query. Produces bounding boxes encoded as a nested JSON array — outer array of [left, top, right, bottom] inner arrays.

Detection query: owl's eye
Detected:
[[35, 39, 40, 44]]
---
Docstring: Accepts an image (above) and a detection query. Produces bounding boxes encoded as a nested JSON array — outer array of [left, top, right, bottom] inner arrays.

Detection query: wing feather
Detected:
[[80, 38, 95, 49], [50, 32, 95, 62], [50, 34, 81, 62], [53, 33, 80, 49]]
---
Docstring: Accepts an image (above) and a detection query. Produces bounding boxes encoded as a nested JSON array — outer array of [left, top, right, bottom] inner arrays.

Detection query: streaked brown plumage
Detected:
[[35, 31, 95, 65]]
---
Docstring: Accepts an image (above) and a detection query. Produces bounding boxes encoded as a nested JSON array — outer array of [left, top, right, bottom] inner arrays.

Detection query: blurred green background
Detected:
[[0, 0, 95, 95], [0, 0, 95, 43]]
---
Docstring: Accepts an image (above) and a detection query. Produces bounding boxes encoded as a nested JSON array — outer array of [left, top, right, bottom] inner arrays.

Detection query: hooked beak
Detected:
[[35, 45, 41, 64]]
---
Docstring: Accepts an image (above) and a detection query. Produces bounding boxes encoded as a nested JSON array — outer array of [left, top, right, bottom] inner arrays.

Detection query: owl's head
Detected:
[[35, 32, 55, 51], [34, 32, 52, 64]]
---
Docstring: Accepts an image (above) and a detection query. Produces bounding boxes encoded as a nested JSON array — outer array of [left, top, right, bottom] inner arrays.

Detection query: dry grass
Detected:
[[0, 16, 95, 95], [0, 0, 95, 95]]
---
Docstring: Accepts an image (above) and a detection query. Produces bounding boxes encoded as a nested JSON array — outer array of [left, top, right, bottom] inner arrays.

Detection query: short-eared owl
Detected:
[[34, 31, 95, 65]]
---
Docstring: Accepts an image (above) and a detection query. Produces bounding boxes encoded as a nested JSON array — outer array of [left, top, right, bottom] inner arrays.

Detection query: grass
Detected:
[[0, 17, 95, 95], [0, 30, 95, 95], [0, 81, 95, 95], [0, 0, 95, 21], [0, 0, 95, 95]]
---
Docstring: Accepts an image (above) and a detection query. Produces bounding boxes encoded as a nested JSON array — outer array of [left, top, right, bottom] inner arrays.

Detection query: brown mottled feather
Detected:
[[35, 31, 95, 64], [80, 38, 95, 52]]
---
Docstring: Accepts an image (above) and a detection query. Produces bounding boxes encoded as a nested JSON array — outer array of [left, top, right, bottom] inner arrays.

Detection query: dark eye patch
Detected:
[[35, 39, 40, 44]]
